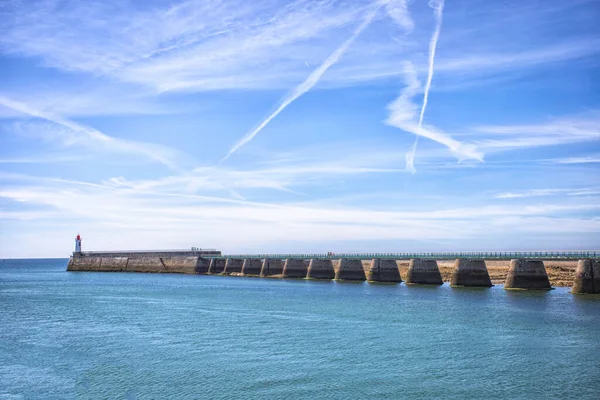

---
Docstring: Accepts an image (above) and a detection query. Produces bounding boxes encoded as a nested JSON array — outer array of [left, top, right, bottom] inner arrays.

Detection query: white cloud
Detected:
[[1, 173, 599, 256], [475, 111, 600, 151], [0, 96, 190, 170], [224, 3, 382, 159], [385, 63, 483, 166], [550, 156, 600, 164], [495, 188, 600, 199], [1, 0, 597, 95]]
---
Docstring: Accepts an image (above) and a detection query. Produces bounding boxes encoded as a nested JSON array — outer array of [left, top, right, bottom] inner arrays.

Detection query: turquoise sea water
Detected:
[[1, 259, 599, 399]]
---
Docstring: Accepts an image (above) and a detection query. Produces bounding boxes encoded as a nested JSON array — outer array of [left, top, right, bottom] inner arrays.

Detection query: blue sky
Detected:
[[0, 0, 599, 257]]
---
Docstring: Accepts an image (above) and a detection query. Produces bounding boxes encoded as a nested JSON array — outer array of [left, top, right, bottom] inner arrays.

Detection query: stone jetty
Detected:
[[282, 258, 308, 278], [450, 259, 492, 287], [504, 259, 551, 290], [163, 256, 210, 274], [67, 249, 221, 274], [122, 256, 164, 272], [405, 259, 443, 285], [260, 258, 284, 277], [241, 258, 263, 276], [223, 258, 243, 274], [208, 258, 226, 274], [306, 259, 335, 280], [335, 259, 366, 281], [85, 256, 127, 272], [67, 244, 599, 295], [366, 259, 402, 282], [571, 259, 600, 294]]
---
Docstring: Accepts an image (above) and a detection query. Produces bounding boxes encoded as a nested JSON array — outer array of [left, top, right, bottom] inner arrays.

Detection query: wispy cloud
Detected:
[[385, 63, 483, 166], [495, 188, 600, 199], [405, 0, 445, 174], [475, 111, 600, 151], [549, 156, 600, 164], [384, 0, 414, 32], [0, 96, 189, 170], [104, 148, 407, 197], [2, 172, 599, 256], [2, 0, 596, 95], [223, 3, 381, 160]]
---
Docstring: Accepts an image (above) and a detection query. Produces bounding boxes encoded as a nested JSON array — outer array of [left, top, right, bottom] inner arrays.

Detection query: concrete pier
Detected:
[[95, 257, 128, 272], [306, 259, 335, 280], [572, 259, 600, 294], [241, 258, 263, 276], [67, 249, 222, 274], [161, 256, 209, 274], [126, 256, 165, 273], [366, 259, 401, 282], [450, 259, 492, 287], [504, 259, 551, 290], [335, 259, 366, 281], [223, 258, 243, 275], [208, 258, 226, 274], [405, 259, 443, 285], [260, 258, 283, 277], [282, 258, 308, 278]]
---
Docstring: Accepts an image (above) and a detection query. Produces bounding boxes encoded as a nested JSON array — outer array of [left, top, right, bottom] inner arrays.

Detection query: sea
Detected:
[[1, 259, 599, 399]]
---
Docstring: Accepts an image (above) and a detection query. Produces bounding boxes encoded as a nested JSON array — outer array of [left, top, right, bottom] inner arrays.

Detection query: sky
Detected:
[[0, 0, 599, 258]]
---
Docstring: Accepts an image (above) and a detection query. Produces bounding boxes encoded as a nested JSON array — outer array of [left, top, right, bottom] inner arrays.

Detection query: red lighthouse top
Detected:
[[76, 234, 81, 240]]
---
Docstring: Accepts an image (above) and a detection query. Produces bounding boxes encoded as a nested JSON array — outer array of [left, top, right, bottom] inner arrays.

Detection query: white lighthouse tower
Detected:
[[75, 234, 82, 253]]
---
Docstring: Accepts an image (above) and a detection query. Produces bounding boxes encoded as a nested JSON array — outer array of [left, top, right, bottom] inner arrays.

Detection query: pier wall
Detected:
[[335, 259, 366, 281], [504, 259, 551, 290], [67, 253, 212, 274], [223, 258, 243, 275], [307, 259, 335, 279], [405, 259, 443, 285], [208, 258, 226, 274], [282, 258, 308, 278], [571, 259, 600, 294], [261, 258, 283, 277], [367, 259, 401, 282], [450, 259, 492, 287], [241, 258, 263, 276], [67, 252, 595, 288]]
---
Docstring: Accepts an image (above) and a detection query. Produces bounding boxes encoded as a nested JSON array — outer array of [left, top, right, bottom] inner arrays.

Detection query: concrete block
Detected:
[[161, 256, 201, 274], [405, 259, 443, 285], [282, 258, 308, 278], [504, 259, 551, 290], [335, 259, 366, 281], [306, 259, 335, 280], [67, 256, 102, 271], [241, 258, 263, 276], [99, 257, 128, 272], [195, 258, 211, 274], [572, 259, 600, 294], [223, 258, 243, 274], [260, 258, 283, 277], [450, 259, 492, 287], [208, 258, 226, 274], [366, 259, 401, 282], [126, 257, 166, 273], [74, 257, 101, 270]]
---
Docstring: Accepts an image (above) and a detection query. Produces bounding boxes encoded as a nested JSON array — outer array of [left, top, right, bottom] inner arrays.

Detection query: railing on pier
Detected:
[[216, 251, 599, 260], [81, 248, 221, 255]]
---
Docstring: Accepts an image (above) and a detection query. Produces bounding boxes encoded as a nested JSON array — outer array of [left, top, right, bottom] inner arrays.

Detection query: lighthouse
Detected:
[[75, 234, 82, 253]]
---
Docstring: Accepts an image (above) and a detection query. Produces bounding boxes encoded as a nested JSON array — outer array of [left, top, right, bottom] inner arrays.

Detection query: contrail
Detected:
[[222, 5, 381, 162], [406, 0, 445, 173]]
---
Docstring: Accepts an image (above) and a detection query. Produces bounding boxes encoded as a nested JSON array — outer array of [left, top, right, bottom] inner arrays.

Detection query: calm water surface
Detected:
[[1, 259, 599, 399]]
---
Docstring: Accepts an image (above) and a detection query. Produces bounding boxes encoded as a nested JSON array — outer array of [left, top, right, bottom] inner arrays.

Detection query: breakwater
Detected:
[[67, 251, 600, 294], [67, 250, 220, 274]]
